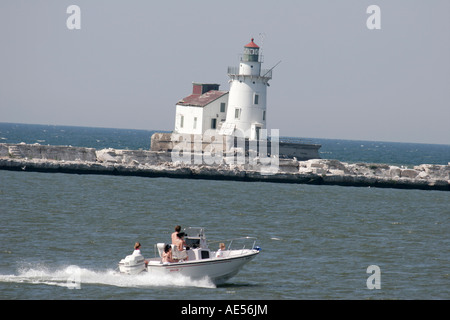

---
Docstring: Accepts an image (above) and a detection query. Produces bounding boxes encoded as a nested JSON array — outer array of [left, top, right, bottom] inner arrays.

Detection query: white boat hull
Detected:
[[117, 227, 260, 284], [147, 249, 259, 285]]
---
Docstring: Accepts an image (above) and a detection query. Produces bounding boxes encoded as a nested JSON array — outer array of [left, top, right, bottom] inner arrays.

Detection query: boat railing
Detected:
[[209, 236, 258, 257]]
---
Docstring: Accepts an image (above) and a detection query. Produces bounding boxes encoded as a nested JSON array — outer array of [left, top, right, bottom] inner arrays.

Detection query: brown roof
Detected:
[[177, 90, 228, 107]]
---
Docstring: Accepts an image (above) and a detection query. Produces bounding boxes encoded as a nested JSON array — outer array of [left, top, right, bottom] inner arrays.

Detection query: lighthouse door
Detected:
[[255, 126, 261, 141]]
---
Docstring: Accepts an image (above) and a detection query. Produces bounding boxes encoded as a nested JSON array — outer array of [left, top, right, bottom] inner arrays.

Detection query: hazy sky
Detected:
[[0, 1, 449, 144]]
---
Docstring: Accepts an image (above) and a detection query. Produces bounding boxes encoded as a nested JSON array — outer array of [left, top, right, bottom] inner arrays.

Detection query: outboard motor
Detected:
[[118, 254, 146, 274]]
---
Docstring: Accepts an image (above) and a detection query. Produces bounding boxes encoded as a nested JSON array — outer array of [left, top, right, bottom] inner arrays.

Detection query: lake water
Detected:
[[1, 122, 449, 166], [0, 123, 449, 300]]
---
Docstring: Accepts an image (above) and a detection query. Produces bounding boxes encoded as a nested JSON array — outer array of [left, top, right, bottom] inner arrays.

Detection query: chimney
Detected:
[[192, 83, 220, 95]]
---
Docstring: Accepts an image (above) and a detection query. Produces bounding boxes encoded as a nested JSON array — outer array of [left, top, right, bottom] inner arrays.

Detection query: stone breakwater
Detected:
[[1, 143, 449, 191]]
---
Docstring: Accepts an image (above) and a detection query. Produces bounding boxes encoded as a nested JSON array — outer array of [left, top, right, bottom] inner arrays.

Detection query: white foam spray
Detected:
[[0, 264, 216, 289]]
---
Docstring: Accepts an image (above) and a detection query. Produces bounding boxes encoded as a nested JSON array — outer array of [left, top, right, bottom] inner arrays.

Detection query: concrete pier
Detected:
[[150, 132, 322, 161], [1, 143, 448, 191]]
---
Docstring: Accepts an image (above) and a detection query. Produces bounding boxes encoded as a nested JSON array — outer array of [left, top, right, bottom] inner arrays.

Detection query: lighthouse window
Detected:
[[220, 103, 226, 113], [180, 115, 184, 128], [193, 117, 197, 129], [254, 94, 259, 105], [211, 118, 217, 129], [234, 108, 241, 119]]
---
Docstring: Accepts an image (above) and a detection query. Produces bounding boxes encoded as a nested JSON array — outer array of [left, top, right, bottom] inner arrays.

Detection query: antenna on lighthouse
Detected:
[[258, 32, 266, 56], [262, 60, 282, 78]]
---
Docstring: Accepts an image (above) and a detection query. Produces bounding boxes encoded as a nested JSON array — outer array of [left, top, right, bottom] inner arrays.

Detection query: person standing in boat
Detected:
[[171, 225, 181, 244], [175, 232, 189, 261]]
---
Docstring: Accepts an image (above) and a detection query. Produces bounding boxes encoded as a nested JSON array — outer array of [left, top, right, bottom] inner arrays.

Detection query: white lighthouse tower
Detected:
[[219, 38, 272, 140]]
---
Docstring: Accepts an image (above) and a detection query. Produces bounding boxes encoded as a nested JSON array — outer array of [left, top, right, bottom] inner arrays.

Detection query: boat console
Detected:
[[183, 227, 207, 249]]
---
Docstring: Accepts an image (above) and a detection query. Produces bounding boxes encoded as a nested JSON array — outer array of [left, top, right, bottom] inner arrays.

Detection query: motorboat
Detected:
[[118, 227, 260, 285]]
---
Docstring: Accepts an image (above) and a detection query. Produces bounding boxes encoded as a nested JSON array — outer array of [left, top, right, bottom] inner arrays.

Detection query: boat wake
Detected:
[[0, 264, 216, 289]]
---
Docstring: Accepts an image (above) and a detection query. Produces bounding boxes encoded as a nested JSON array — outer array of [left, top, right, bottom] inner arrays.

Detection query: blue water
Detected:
[[0, 123, 449, 301], [1, 122, 449, 166]]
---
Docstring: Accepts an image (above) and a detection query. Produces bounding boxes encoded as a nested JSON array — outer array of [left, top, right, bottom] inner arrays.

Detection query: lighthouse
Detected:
[[219, 38, 272, 140], [151, 37, 321, 161]]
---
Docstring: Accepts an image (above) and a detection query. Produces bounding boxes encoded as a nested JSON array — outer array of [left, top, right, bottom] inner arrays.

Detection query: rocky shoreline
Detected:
[[1, 143, 449, 191]]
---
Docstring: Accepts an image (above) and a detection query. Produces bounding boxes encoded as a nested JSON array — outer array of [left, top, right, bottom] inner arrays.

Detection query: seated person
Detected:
[[162, 244, 175, 263], [216, 243, 226, 258], [133, 242, 148, 266], [133, 242, 142, 255]]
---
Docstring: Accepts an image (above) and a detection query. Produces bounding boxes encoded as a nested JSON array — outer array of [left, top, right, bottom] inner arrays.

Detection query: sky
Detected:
[[0, 0, 449, 144]]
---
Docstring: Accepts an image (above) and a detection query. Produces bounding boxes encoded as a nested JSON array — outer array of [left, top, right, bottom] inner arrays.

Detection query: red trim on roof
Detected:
[[245, 38, 259, 48]]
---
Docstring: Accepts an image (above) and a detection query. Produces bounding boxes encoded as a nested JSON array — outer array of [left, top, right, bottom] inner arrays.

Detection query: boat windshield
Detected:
[[183, 227, 205, 238], [183, 227, 206, 248]]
